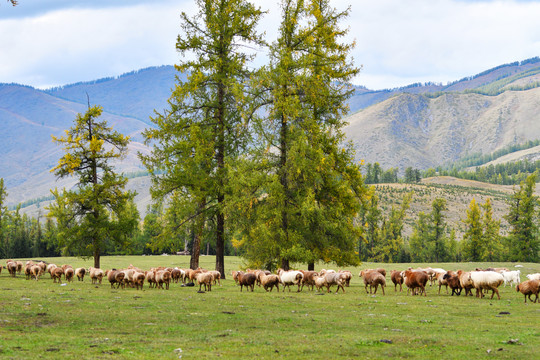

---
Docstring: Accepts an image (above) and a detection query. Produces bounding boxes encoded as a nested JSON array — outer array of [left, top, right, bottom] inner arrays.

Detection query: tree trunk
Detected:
[[93, 246, 100, 269], [308, 262, 314, 271], [190, 199, 205, 270], [281, 258, 290, 271]]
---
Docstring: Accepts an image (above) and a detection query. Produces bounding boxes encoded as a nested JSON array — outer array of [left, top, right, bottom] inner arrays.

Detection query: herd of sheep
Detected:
[[2, 259, 540, 303]]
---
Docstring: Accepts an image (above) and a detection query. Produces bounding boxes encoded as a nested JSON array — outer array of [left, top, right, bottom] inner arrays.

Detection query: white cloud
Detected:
[[1, 0, 540, 89]]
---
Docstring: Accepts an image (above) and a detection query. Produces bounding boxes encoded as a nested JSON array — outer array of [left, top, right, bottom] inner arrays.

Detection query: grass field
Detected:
[[1, 256, 539, 359]]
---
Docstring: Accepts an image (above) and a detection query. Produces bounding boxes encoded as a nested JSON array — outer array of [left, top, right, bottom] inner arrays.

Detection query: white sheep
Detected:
[[526, 273, 540, 281], [278, 270, 304, 292], [469, 271, 504, 300], [501, 270, 520, 287]]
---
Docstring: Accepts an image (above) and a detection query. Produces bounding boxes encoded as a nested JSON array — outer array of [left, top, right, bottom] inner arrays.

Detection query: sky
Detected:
[[1, 0, 540, 90]]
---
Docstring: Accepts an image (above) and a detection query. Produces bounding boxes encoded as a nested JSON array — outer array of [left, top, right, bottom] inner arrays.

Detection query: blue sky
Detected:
[[1, 0, 540, 89]]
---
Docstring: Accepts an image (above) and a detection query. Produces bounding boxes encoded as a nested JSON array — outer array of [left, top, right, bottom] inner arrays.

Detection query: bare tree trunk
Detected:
[[190, 199, 205, 270]]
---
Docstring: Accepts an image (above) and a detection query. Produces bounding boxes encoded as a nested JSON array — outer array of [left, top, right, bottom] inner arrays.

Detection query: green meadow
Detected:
[[1, 256, 539, 359]]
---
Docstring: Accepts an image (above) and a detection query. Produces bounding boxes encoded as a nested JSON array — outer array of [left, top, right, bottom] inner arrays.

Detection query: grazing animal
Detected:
[[469, 271, 504, 300], [89, 267, 104, 284], [196, 272, 214, 292], [209, 270, 222, 286], [324, 272, 346, 293], [30, 264, 42, 280], [7, 261, 17, 277], [107, 270, 125, 289], [339, 270, 353, 287], [516, 280, 540, 303], [526, 273, 540, 281], [145, 270, 156, 288], [501, 270, 520, 287], [359, 270, 386, 295], [457, 270, 474, 296], [231, 271, 240, 285], [155, 270, 172, 290], [314, 275, 326, 292], [237, 271, 257, 292], [75, 268, 86, 281], [300, 271, 318, 291], [133, 272, 145, 290], [404, 270, 428, 296], [52, 267, 64, 283], [442, 271, 462, 296], [260, 274, 280, 292], [278, 269, 304, 292], [390, 270, 404, 292], [64, 267, 75, 282]]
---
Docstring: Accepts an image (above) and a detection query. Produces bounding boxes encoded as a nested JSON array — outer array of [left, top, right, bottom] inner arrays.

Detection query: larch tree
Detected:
[[481, 198, 502, 261], [462, 198, 484, 261], [47, 105, 139, 269], [140, 0, 265, 276], [505, 173, 539, 262], [230, 0, 364, 270]]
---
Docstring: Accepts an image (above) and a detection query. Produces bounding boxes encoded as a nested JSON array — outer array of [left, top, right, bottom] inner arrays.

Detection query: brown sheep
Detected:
[[360, 270, 386, 295], [15, 261, 23, 274], [231, 271, 239, 285], [404, 270, 428, 296], [133, 272, 145, 290], [52, 267, 64, 283], [261, 274, 280, 292], [516, 280, 540, 303], [155, 270, 172, 290], [339, 270, 353, 287], [30, 264, 42, 280], [300, 271, 319, 291], [208, 270, 221, 286], [145, 270, 156, 288], [442, 271, 462, 296], [457, 270, 474, 296], [64, 267, 75, 282], [89, 267, 104, 284], [24, 263, 33, 280], [197, 272, 214, 292], [237, 271, 257, 292], [7, 261, 17, 277], [107, 270, 125, 289], [171, 268, 182, 283], [390, 270, 404, 292]]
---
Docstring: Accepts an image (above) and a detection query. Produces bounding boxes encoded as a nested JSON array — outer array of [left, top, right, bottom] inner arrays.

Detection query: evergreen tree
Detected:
[[481, 198, 503, 261], [373, 191, 413, 262], [141, 0, 264, 277], [409, 211, 431, 262], [462, 198, 483, 261], [505, 173, 539, 262], [47, 105, 138, 268], [230, 0, 364, 270], [430, 198, 448, 262]]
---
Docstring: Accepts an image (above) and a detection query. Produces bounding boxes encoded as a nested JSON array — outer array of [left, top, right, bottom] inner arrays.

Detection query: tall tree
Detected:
[[0, 178, 8, 258], [430, 198, 448, 262], [47, 105, 138, 268], [141, 0, 264, 277], [231, 0, 364, 270], [462, 198, 483, 261], [505, 173, 539, 262], [481, 198, 503, 261], [373, 191, 413, 262]]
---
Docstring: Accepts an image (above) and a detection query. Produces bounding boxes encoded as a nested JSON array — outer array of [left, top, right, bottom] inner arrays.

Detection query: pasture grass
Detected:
[[0, 256, 539, 359]]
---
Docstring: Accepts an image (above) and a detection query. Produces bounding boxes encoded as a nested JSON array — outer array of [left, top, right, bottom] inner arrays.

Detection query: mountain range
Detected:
[[2, 57, 540, 212]]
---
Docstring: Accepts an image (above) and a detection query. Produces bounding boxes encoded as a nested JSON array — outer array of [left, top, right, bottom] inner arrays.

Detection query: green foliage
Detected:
[[141, 0, 265, 274], [47, 105, 138, 268], [504, 173, 539, 262], [230, 0, 363, 270]]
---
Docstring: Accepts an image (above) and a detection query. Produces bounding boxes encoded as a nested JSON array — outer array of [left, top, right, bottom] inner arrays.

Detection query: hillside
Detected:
[[345, 87, 540, 170], [46, 66, 183, 125], [375, 176, 521, 239], [0, 84, 149, 206], [3, 58, 540, 214]]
